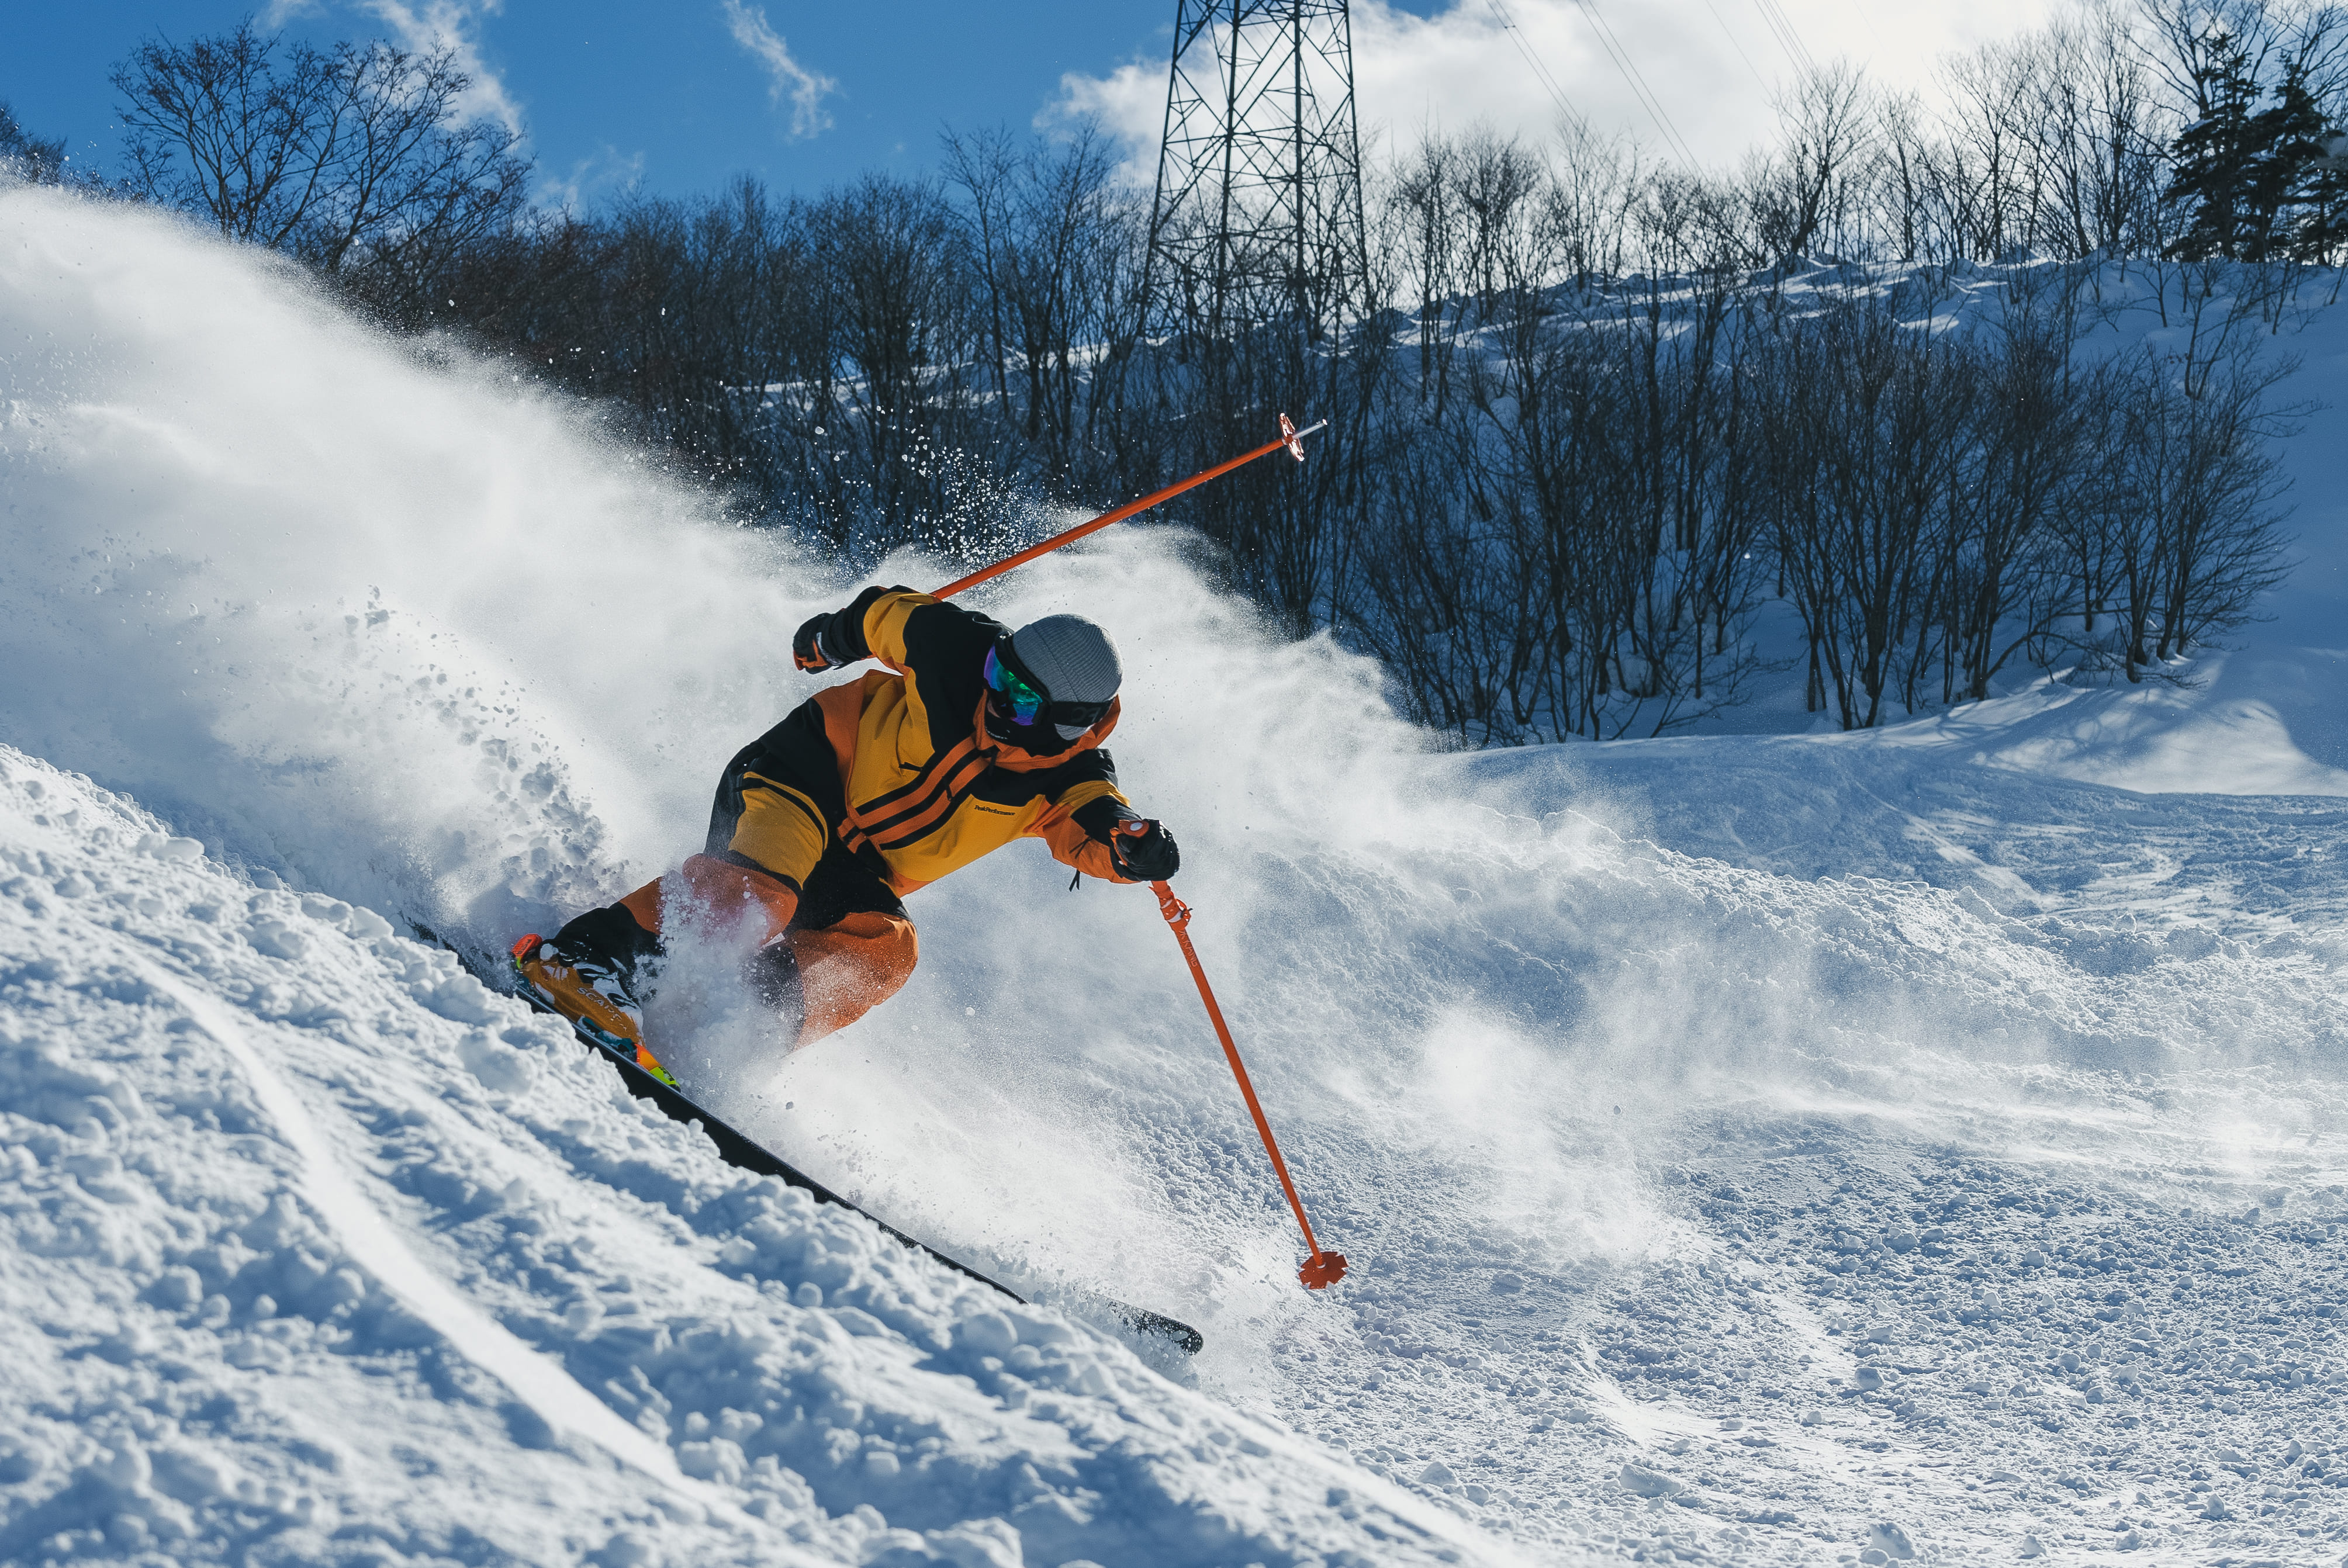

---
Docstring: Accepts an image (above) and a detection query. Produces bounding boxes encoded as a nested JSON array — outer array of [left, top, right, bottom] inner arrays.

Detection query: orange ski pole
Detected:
[[933, 415, 1325, 600], [1151, 880, 1347, 1290]]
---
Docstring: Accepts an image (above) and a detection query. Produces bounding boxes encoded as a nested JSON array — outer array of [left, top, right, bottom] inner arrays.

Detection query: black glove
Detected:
[[1112, 819, 1180, 881], [796, 585, 911, 673], [792, 614, 839, 673]]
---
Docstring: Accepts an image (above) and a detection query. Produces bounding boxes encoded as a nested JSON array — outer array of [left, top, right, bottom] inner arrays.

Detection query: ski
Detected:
[[496, 956, 1205, 1356]]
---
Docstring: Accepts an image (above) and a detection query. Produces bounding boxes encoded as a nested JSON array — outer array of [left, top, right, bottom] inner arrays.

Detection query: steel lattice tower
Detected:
[[1144, 0, 1368, 341]]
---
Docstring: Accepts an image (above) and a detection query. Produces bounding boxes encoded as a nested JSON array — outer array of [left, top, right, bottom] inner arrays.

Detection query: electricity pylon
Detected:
[[1143, 0, 1369, 342]]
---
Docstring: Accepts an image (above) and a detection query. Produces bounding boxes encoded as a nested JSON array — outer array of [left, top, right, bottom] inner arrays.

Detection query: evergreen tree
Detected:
[[2163, 27, 2348, 263], [2260, 60, 2348, 260], [2164, 27, 2264, 259]]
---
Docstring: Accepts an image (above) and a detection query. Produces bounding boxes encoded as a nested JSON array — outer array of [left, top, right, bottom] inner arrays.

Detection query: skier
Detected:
[[512, 586, 1180, 1082]]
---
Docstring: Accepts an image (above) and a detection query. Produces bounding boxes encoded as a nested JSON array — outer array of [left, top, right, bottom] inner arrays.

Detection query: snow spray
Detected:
[[11, 181, 2343, 1431], [930, 416, 1350, 1292]]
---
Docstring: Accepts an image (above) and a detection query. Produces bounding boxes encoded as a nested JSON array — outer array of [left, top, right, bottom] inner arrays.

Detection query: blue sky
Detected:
[[14, 1, 1193, 200], [13, 2, 2057, 206]]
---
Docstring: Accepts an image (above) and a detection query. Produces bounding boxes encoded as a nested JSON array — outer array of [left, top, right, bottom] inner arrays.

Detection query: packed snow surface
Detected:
[[6, 184, 2348, 1566], [0, 751, 1467, 1566]]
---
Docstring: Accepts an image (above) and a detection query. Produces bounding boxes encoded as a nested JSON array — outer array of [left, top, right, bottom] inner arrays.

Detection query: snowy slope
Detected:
[[0, 746, 1479, 1566], [6, 181, 2348, 1568]]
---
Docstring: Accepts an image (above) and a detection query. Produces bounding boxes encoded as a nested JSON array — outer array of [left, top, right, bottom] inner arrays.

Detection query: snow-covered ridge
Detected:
[[0, 748, 1479, 1566]]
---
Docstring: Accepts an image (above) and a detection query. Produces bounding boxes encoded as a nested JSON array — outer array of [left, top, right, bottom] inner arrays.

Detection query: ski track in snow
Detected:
[[109, 933, 726, 1515], [6, 185, 2348, 1567]]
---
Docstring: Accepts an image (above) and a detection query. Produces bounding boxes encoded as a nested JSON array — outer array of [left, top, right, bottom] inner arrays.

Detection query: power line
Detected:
[[1765, 0, 1813, 75], [1699, 0, 1774, 96], [1568, 0, 1699, 167], [1749, 0, 1818, 81], [1485, 0, 1589, 133]]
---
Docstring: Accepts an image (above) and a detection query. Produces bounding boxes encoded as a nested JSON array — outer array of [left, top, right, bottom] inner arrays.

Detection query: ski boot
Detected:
[[510, 930, 679, 1086]]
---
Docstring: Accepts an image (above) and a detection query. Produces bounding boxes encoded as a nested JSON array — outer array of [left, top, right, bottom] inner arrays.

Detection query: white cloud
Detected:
[[262, 0, 525, 131], [539, 144, 648, 214], [353, 0, 527, 133], [720, 0, 839, 141], [1056, 0, 2065, 180]]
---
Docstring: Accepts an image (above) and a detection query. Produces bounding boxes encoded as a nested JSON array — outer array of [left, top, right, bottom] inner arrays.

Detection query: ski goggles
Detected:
[[985, 645, 1110, 733]]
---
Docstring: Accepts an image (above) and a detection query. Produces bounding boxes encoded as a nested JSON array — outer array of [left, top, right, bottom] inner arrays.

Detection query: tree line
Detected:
[[1365, 247, 2296, 741], [1, 0, 2328, 737]]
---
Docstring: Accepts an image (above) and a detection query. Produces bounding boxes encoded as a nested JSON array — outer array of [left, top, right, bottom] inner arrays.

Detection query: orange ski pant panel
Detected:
[[674, 853, 801, 946], [618, 878, 663, 933], [616, 854, 803, 949], [789, 911, 918, 1048]]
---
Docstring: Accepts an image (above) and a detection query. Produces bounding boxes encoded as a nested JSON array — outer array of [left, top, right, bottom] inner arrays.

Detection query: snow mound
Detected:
[[0, 747, 1479, 1566], [1857, 662, 2348, 797]]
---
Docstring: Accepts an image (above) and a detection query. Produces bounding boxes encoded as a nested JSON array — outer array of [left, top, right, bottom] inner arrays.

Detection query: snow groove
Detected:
[[117, 945, 745, 1524]]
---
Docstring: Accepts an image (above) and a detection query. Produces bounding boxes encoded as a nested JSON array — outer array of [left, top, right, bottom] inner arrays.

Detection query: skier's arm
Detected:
[[1036, 788, 1179, 883], [792, 585, 918, 672], [1035, 785, 1130, 881], [803, 588, 1008, 698]]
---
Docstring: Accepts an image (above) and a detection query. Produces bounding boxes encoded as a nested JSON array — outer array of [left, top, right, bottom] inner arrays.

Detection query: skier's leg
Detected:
[[762, 837, 918, 1048], [637, 850, 812, 1093], [519, 698, 849, 1081], [665, 852, 803, 944], [643, 700, 860, 1078], [552, 898, 663, 968], [642, 849, 818, 1083], [589, 849, 805, 954], [784, 911, 918, 1047], [623, 697, 844, 954], [535, 852, 794, 1033]]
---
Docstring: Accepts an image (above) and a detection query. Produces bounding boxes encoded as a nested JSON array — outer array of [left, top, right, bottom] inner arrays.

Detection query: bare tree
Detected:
[[812, 175, 985, 553], [113, 23, 347, 247], [1550, 123, 1643, 284], [1391, 135, 1465, 416], [2046, 4, 2171, 258], [1751, 63, 1874, 261], [1760, 279, 1979, 729], [940, 125, 1019, 425], [1946, 269, 2099, 700], [112, 20, 527, 315], [1941, 36, 2053, 260], [0, 102, 72, 185], [999, 128, 1122, 471], [1453, 130, 1548, 321], [305, 44, 532, 310], [2128, 317, 2298, 670]]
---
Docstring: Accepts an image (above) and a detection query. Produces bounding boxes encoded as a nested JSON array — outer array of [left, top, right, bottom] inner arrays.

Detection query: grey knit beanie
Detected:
[[1009, 614, 1122, 735]]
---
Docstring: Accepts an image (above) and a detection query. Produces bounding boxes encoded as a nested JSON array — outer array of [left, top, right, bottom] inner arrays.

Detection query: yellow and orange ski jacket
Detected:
[[724, 587, 1137, 898]]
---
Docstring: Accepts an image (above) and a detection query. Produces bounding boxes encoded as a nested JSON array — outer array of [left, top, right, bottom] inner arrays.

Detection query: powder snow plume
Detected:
[[6, 182, 2348, 1564]]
